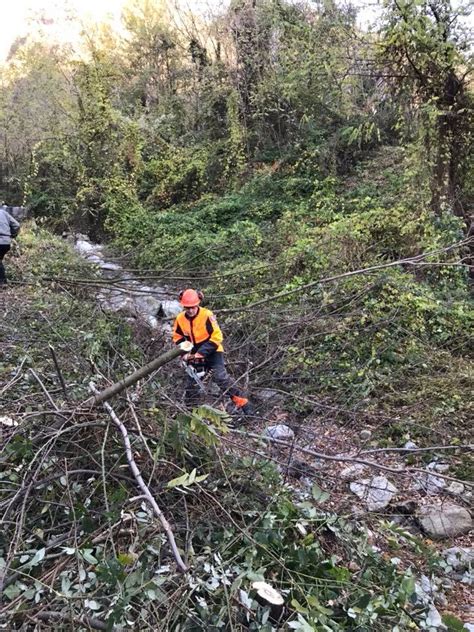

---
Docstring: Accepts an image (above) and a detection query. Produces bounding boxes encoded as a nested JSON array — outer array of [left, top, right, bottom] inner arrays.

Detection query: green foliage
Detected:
[[2, 186, 471, 631], [2, 224, 142, 402], [442, 614, 469, 632], [1, 3, 473, 629], [141, 144, 213, 207], [379, 0, 473, 215]]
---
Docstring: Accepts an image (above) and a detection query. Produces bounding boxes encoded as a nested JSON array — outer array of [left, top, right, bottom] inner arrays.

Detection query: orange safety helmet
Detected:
[[179, 288, 203, 307]]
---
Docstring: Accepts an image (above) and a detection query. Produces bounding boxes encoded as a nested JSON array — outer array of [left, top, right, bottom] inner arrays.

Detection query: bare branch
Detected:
[[89, 383, 188, 573]]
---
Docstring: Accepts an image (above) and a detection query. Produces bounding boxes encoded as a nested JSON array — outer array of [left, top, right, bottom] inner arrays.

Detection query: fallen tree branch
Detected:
[[360, 444, 473, 455], [84, 341, 192, 406], [89, 383, 188, 573], [49, 345, 70, 401], [31, 610, 112, 631], [233, 430, 473, 487], [29, 368, 59, 411], [219, 238, 472, 313]]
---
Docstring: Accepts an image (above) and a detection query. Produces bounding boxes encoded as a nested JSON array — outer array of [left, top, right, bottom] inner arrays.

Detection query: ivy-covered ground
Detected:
[[0, 214, 472, 630]]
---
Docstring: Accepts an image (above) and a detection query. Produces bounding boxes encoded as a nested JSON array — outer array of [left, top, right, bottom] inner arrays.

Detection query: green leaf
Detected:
[[81, 549, 98, 564], [194, 473, 209, 483], [167, 472, 189, 488], [117, 553, 136, 566], [291, 598, 309, 615], [28, 548, 45, 567], [167, 469, 208, 488], [3, 583, 22, 600], [63, 547, 75, 555], [311, 484, 330, 503]]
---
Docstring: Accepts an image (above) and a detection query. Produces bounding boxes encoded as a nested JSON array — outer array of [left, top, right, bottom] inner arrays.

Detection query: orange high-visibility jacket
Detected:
[[172, 307, 224, 356]]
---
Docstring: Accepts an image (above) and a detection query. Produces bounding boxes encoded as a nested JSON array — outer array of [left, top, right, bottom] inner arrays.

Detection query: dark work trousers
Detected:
[[0, 244, 11, 284], [185, 352, 243, 404]]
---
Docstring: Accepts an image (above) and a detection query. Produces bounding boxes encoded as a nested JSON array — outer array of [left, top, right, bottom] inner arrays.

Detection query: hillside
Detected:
[[1, 160, 472, 629], [1, 0, 473, 629]]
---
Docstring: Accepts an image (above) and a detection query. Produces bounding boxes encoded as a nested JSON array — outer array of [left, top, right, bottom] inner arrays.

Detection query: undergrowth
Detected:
[[0, 211, 464, 630]]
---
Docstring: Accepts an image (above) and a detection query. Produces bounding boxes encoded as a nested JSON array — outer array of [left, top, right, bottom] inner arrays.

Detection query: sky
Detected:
[[0, 0, 223, 61], [1, 0, 471, 62], [0, 0, 393, 62], [0, 0, 128, 61]]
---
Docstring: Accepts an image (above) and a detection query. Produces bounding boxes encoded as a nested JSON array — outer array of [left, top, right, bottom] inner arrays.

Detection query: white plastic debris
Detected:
[[0, 416, 18, 427], [264, 424, 295, 441]]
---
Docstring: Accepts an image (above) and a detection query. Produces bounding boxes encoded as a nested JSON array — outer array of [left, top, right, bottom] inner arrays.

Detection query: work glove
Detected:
[[183, 352, 204, 364]]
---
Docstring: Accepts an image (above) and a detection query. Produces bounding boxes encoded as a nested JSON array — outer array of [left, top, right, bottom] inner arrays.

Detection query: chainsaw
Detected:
[[182, 360, 208, 394]]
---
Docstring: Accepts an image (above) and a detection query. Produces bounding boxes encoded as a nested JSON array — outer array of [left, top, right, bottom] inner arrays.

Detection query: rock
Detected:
[[442, 547, 474, 571], [99, 261, 122, 271], [446, 481, 465, 496], [264, 424, 295, 441], [412, 472, 446, 495], [145, 315, 159, 329], [428, 461, 450, 474], [418, 503, 472, 539], [257, 388, 285, 404], [464, 624, 474, 632], [85, 254, 104, 265], [340, 464, 367, 481], [404, 441, 418, 450], [350, 504, 366, 517], [414, 578, 448, 628], [160, 299, 182, 318], [9, 205, 28, 220], [434, 592, 448, 607], [134, 294, 162, 317], [74, 232, 90, 241], [425, 604, 443, 629], [75, 239, 101, 255], [301, 476, 314, 490], [98, 291, 136, 316], [464, 491, 473, 503], [350, 476, 397, 511], [415, 575, 437, 605], [359, 429, 372, 441]]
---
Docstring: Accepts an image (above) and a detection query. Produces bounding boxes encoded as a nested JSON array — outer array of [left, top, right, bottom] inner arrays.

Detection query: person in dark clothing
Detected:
[[0, 205, 20, 285], [172, 288, 254, 415]]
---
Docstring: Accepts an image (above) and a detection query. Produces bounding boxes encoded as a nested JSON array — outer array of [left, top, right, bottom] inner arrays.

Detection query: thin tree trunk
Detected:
[[84, 342, 192, 407]]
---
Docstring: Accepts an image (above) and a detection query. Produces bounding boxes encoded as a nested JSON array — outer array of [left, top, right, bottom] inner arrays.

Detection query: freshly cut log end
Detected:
[[251, 581, 284, 605], [179, 341, 193, 352]]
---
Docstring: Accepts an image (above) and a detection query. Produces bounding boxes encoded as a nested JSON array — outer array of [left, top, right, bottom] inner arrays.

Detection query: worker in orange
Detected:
[[172, 288, 253, 415]]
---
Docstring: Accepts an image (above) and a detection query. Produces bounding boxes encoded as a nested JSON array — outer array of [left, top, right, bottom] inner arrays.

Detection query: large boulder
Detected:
[[134, 294, 162, 318], [418, 503, 472, 539]]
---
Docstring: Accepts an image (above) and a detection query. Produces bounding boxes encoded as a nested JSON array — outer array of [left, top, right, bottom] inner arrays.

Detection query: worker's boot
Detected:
[[231, 395, 255, 419]]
